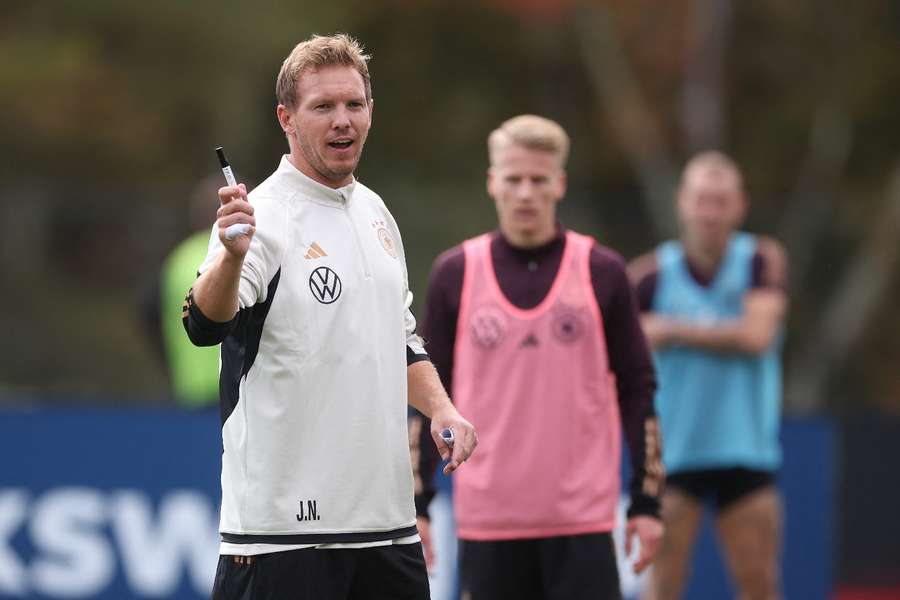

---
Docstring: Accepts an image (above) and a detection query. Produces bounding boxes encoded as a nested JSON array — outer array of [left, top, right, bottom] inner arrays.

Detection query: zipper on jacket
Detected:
[[342, 191, 372, 279]]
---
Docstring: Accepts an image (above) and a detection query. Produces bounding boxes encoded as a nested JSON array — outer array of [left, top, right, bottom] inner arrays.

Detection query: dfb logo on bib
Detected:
[[552, 308, 584, 344]]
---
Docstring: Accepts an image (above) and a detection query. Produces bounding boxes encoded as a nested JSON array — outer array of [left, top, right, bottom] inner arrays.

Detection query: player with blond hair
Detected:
[[413, 114, 664, 599]]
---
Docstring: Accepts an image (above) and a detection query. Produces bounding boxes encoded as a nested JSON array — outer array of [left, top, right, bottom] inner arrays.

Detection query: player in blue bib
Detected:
[[629, 152, 788, 600]]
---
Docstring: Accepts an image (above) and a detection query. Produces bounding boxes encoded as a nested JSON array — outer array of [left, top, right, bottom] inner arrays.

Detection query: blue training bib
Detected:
[[652, 233, 783, 473]]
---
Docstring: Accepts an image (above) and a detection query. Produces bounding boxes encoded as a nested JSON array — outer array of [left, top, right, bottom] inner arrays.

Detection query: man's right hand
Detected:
[[417, 516, 435, 571], [217, 183, 255, 256]]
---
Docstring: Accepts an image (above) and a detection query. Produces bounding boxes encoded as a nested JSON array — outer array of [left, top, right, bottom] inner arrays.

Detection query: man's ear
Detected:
[[276, 104, 294, 135]]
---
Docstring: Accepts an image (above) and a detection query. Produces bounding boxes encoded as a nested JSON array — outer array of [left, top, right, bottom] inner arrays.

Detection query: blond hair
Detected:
[[681, 151, 744, 191], [276, 33, 371, 109], [488, 115, 570, 167]]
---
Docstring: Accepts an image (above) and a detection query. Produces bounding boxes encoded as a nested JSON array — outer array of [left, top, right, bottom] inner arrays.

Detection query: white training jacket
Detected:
[[195, 156, 427, 554]]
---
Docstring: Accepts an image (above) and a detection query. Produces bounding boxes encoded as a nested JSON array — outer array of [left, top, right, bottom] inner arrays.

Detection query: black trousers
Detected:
[[212, 543, 430, 600], [460, 533, 621, 600]]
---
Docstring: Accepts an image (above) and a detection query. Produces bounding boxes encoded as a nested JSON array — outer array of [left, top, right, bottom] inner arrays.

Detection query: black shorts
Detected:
[[211, 543, 429, 600], [460, 533, 621, 600], [666, 467, 775, 511]]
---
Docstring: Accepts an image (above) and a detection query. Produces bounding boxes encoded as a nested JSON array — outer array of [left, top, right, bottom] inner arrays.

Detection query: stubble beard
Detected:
[[295, 130, 363, 185]]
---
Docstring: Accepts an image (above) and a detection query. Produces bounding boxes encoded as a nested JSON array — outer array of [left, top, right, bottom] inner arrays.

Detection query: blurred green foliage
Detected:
[[1, 0, 898, 411]]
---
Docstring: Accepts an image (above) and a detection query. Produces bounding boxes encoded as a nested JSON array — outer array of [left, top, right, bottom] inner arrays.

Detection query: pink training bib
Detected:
[[452, 231, 621, 540]]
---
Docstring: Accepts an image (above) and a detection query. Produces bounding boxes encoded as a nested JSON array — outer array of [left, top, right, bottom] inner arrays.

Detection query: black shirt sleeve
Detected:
[[627, 252, 659, 313], [591, 246, 663, 519], [411, 246, 466, 518], [422, 247, 466, 392], [182, 286, 237, 346], [408, 408, 438, 518], [635, 272, 658, 313], [751, 236, 789, 292], [407, 346, 431, 365]]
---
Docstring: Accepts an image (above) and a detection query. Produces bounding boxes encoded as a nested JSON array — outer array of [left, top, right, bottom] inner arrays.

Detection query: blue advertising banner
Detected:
[[0, 408, 222, 599], [654, 417, 835, 599], [0, 408, 833, 599]]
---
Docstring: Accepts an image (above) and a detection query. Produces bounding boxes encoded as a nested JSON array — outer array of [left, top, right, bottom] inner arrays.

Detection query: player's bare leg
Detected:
[[642, 489, 703, 600], [716, 486, 782, 600]]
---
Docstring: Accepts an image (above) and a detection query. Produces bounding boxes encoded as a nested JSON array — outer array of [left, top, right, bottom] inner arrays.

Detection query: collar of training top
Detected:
[[278, 155, 357, 205]]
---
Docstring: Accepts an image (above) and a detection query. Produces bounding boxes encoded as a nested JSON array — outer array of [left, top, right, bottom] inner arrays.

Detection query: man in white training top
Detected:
[[183, 33, 477, 600]]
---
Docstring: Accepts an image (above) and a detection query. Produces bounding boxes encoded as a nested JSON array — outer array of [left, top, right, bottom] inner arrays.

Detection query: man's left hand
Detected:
[[625, 515, 664, 574], [430, 407, 477, 475]]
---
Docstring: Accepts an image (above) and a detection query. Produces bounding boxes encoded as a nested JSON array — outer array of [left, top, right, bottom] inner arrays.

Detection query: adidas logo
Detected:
[[304, 242, 328, 260], [520, 333, 539, 348]]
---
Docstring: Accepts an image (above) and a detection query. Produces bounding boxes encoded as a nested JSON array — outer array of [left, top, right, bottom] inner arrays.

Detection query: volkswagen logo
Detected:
[[309, 266, 342, 304]]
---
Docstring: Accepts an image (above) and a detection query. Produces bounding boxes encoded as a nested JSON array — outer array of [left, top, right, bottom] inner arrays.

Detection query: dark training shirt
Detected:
[[413, 227, 661, 520]]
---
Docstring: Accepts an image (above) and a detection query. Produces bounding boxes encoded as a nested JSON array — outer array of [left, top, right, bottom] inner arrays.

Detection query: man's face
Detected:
[[487, 144, 566, 242], [278, 65, 372, 187], [677, 166, 746, 247]]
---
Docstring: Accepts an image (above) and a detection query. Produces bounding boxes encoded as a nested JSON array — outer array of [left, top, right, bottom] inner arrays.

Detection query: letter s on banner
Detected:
[[29, 488, 115, 598]]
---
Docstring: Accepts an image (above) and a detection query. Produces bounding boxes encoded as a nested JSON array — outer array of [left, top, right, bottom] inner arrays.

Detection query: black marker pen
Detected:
[[216, 146, 251, 240]]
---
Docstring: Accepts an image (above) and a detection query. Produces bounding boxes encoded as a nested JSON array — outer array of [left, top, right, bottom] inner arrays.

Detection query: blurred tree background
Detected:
[[1, 0, 898, 413]]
